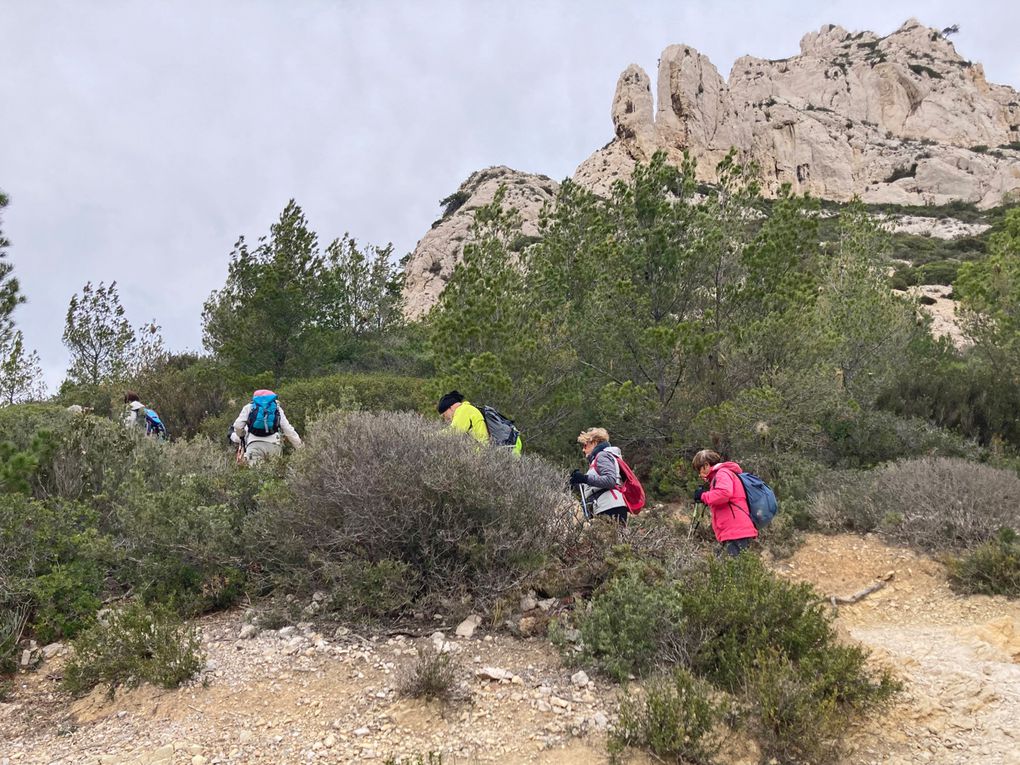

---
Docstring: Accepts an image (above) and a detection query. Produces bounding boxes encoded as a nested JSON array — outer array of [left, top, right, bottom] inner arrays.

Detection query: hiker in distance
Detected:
[[570, 428, 630, 525], [691, 449, 757, 556], [121, 391, 168, 439], [437, 390, 523, 454], [232, 389, 302, 465]]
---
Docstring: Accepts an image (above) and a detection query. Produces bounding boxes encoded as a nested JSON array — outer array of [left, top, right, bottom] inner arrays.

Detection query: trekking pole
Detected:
[[577, 486, 592, 521], [688, 503, 703, 540]]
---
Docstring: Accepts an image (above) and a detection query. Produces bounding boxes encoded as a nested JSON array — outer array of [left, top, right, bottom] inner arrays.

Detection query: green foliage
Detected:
[[437, 189, 470, 221], [398, 643, 459, 702], [273, 372, 433, 433], [427, 155, 948, 468], [579, 567, 680, 681], [0, 406, 279, 644], [428, 185, 580, 455], [29, 561, 103, 643], [202, 201, 401, 380], [62, 281, 136, 387], [956, 208, 1020, 377], [120, 353, 234, 440], [742, 650, 843, 765], [821, 408, 973, 468], [611, 668, 723, 764], [878, 342, 1020, 447], [577, 555, 896, 764], [675, 556, 836, 691], [62, 600, 204, 697], [324, 559, 417, 618], [0, 190, 26, 352], [0, 330, 46, 405], [948, 528, 1020, 597]]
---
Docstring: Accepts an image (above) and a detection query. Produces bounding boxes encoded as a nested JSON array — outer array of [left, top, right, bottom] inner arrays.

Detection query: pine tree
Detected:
[[0, 190, 26, 349], [0, 330, 46, 405], [62, 281, 136, 387]]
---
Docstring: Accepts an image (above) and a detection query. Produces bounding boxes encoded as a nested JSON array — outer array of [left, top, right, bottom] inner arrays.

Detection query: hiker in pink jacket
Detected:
[[692, 449, 757, 557]]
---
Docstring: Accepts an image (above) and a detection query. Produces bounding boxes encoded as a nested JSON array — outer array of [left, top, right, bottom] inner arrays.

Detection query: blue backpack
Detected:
[[143, 408, 168, 439], [737, 472, 778, 529], [246, 393, 280, 437]]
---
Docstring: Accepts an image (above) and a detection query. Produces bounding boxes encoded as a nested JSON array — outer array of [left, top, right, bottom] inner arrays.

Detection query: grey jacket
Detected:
[[580, 444, 628, 515]]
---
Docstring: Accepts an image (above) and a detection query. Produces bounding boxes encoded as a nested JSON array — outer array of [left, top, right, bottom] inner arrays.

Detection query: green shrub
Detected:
[[676, 556, 836, 692], [812, 457, 1020, 551], [29, 561, 103, 643], [822, 409, 974, 468], [610, 668, 723, 764], [0, 404, 72, 451], [257, 411, 577, 615], [948, 528, 1020, 597], [742, 649, 842, 764], [916, 259, 961, 285], [62, 600, 203, 697], [323, 558, 418, 618], [111, 447, 268, 612], [398, 643, 459, 702], [574, 556, 896, 760], [578, 567, 680, 681]]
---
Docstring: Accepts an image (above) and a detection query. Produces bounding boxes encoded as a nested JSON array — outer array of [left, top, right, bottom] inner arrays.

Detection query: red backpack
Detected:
[[613, 455, 646, 514]]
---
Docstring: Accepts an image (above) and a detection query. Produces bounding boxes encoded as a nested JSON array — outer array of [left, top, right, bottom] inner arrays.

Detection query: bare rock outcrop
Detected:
[[403, 19, 1019, 317], [576, 19, 1020, 208], [401, 167, 557, 319]]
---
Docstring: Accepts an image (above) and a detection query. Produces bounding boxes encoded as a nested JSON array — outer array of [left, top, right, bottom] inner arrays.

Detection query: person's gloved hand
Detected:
[[693, 487, 706, 504], [570, 469, 589, 486]]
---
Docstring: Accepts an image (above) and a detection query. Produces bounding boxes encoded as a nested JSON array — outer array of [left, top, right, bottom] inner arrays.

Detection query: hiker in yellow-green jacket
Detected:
[[437, 390, 523, 454]]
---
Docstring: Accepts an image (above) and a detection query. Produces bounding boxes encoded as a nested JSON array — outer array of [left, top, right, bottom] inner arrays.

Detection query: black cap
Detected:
[[437, 390, 464, 413]]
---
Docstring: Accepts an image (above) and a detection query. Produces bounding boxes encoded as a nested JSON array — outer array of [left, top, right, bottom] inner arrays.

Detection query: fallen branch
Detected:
[[829, 571, 895, 607]]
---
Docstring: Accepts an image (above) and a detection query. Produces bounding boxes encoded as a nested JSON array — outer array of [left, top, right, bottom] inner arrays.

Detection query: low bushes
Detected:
[[574, 555, 897, 764], [398, 644, 460, 702], [811, 456, 1020, 551], [610, 668, 723, 764], [257, 410, 577, 616], [948, 528, 1020, 597], [0, 409, 276, 649], [62, 600, 203, 697]]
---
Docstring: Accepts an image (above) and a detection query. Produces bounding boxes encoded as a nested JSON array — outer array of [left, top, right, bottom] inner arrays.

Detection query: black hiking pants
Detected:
[[721, 538, 752, 557]]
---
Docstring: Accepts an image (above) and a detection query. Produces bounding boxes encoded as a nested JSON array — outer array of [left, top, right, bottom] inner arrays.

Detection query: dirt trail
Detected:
[[2, 533, 1019, 764], [775, 534, 1020, 765]]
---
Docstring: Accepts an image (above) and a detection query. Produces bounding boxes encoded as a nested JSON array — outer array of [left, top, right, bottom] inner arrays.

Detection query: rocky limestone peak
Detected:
[[402, 18, 1020, 318], [400, 166, 558, 319], [612, 64, 654, 141], [574, 18, 1020, 208]]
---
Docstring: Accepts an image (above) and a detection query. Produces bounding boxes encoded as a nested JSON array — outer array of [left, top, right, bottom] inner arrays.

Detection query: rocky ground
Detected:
[[2, 532, 1019, 765]]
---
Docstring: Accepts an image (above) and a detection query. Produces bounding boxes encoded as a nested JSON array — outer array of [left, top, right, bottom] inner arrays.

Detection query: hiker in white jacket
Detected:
[[122, 391, 147, 430], [232, 389, 302, 465]]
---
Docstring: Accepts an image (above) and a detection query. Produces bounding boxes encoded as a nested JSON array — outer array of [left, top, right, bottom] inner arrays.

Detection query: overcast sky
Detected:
[[2, 1, 1018, 389]]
